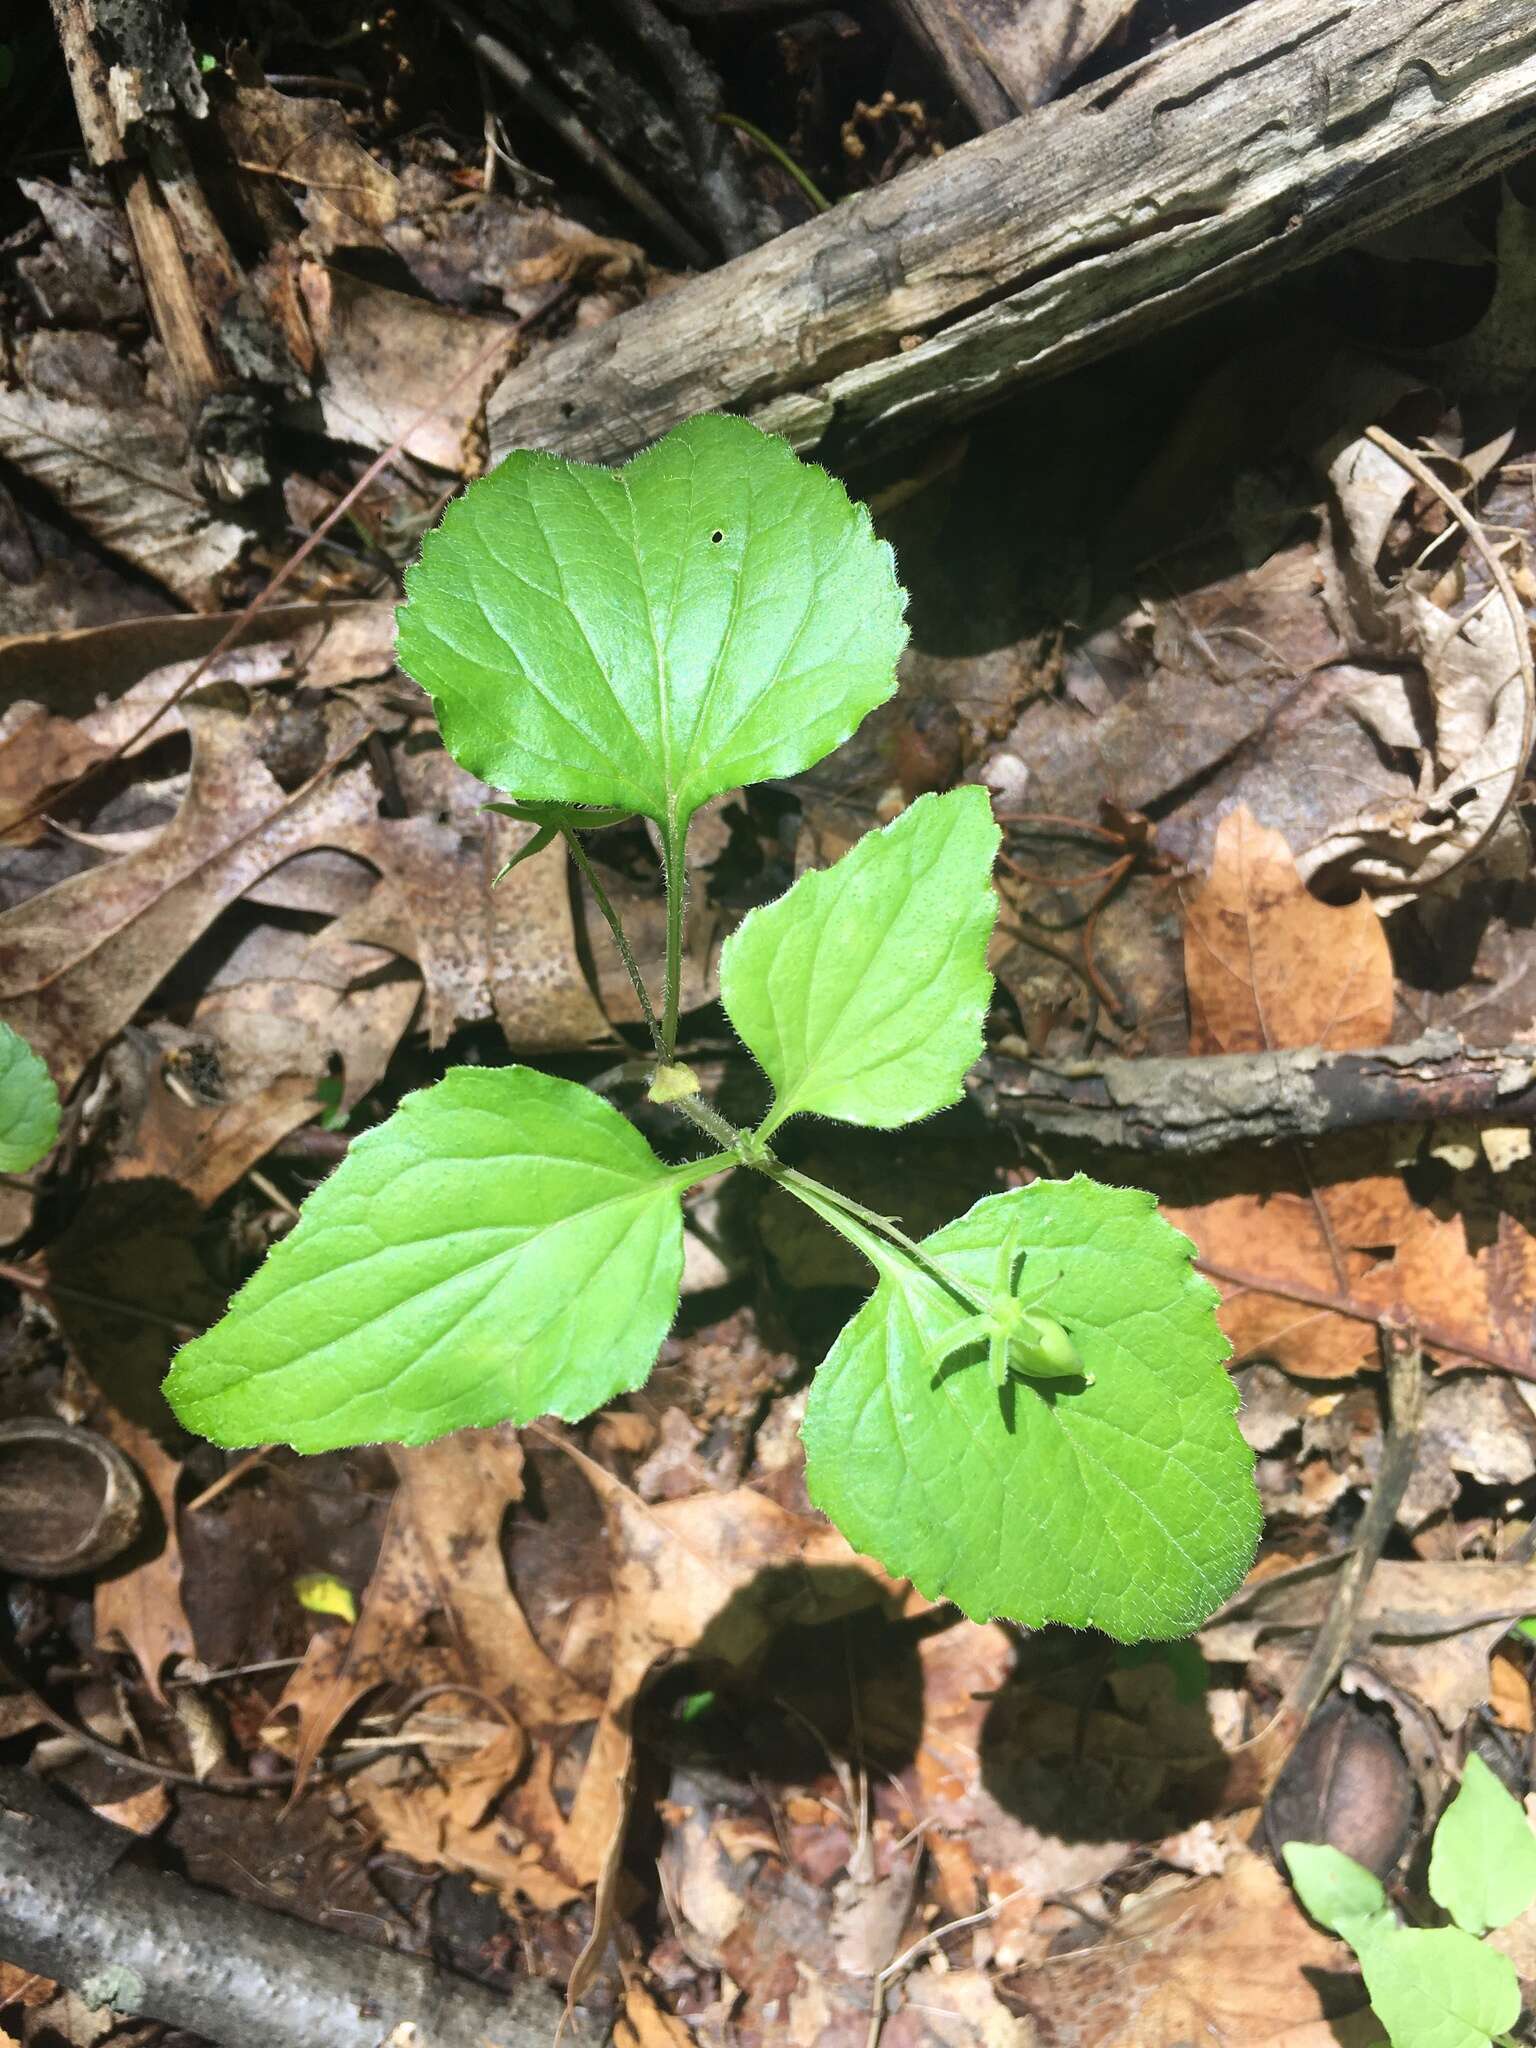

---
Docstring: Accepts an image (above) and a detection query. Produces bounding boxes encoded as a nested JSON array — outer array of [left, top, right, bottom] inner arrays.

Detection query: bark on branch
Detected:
[[488, 0, 1536, 468], [0, 1768, 596, 2048], [970, 1032, 1536, 1157]]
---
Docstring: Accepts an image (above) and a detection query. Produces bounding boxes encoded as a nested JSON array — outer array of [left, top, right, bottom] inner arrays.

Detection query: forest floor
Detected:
[[5, 3, 1536, 2045]]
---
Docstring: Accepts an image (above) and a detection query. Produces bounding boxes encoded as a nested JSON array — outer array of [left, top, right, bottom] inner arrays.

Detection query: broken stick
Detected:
[[970, 1032, 1536, 1158], [0, 1767, 595, 2048], [488, 0, 1536, 467]]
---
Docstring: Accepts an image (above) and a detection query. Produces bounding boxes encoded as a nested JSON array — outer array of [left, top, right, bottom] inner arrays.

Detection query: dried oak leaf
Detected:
[[0, 388, 246, 608], [1168, 806, 1536, 1377], [1008, 1845, 1376, 2047]]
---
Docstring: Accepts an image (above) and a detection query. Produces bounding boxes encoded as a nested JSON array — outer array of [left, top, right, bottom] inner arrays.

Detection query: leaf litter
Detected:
[[7, 30, 1536, 2048]]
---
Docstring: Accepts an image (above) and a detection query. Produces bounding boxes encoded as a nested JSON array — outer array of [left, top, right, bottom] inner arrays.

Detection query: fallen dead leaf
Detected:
[[93, 1414, 193, 1705], [614, 1980, 693, 2048], [1169, 807, 1536, 1376], [1490, 1645, 1534, 1734], [265, 1493, 455, 1792], [219, 77, 400, 254], [357, 1732, 583, 1914], [554, 1454, 897, 1889], [92, 1782, 171, 1835], [1204, 1557, 1536, 1729], [391, 1430, 602, 1728], [299, 263, 520, 474], [884, 1962, 1031, 2047], [0, 1963, 54, 2011], [0, 386, 246, 607], [1007, 1846, 1376, 2047]]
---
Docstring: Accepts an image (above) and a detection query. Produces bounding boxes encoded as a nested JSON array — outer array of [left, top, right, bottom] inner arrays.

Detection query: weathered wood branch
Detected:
[[489, 0, 1536, 467], [0, 1768, 595, 2048], [970, 1032, 1536, 1156]]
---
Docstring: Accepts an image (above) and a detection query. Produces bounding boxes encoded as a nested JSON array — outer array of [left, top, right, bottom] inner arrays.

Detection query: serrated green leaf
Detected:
[[1356, 1926, 1518, 2048], [165, 1067, 699, 1453], [800, 1177, 1260, 1639], [1284, 1841, 1394, 1947], [397, 414, 907, 836], [0, 1020, 60, 1172], [720, 787, 998, 1134], [1429, 1752, 1536, 1936]]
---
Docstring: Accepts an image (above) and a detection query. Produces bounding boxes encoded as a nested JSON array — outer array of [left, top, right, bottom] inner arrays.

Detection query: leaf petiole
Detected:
[[560, 828, 664, 1058], [660, 812, 688, 1058]]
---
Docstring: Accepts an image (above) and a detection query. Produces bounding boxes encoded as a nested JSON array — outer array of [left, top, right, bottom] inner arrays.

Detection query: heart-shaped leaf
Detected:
[[165, 1067, 702, 1452], [720, 786, 998, 1134], [397, 414, 907, 836], [801, 1177, 1260, 1639]]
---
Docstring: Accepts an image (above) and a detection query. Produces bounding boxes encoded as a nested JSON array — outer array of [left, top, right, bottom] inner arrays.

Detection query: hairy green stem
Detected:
[[561, 830, 663, 1057], [660, 813, 687, 1058], [773, 1166, 989, 1318], [671, 1092, 748, 1155]]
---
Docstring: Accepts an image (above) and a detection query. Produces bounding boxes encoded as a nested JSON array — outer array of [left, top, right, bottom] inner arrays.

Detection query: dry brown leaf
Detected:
[[265, 1495, 455, 1790], [0, 388, 245, 607], [337, 808, 611, 1051], [614, 1981, 694, 2048], [0, 1963, 54, 2010], [1009, 1847, 1375, 2047], [92, 1782, 171, 1834], [0, 710, 107, 844], [0, 695, 373, 1093], [1490, 1646, 1534, 1734], [1183, 808, 1395, 1056], [112, 923, 416, 1208], [554, 1455, 896, 1890], [93, 1415, 192, 1704], [1169, 807, 1533, 1377], [356, 1723, 581, 1916], [438, 1723, 529, 1829], [1311, 428, 1533, 900], [299, 264, 520, 474], [885, 1962, 1031, 2047], [1204, 1557, 1536, 1730], [272, 1432, 598, 1809], [220, 79, 401, 253], [0, 596, 395, 719], [392, 1431, 602, 1727], [0, 672, 611, 1112]]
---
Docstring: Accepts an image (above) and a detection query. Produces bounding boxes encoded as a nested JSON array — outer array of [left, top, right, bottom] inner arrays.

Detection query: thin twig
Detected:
[[185, 1447, 276, 1514], [1286, 1318, 1426, 1725], [867, 1886, 1029, 2048], [1362, 425, 1536, 891], [1194, 1253, 1535, 1382], [0, 1260, 196, 1336]]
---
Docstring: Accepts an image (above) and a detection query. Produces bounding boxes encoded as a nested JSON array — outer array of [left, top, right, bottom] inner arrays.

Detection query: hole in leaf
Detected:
[[710, 529, 724, 543]]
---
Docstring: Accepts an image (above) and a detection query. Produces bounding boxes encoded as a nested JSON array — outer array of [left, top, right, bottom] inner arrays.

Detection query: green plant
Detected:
[[0, 1021, 59, 1173], [1285, 1753, 1536, 2048], [164, 414, 1260, 1639]]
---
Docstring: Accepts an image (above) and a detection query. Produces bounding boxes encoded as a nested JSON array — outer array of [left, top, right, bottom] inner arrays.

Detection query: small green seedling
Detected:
[[164, 415, 1261, 1641], [1286, 1753, 1536, 2048], [0, 1021, 59, 1173]]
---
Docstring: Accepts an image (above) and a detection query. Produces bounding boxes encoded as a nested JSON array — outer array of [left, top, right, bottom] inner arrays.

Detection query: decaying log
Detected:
[[970, 1032, 1536, 1157], [488, 0, 1536, 467], [0, 1768, 594, 2048]]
